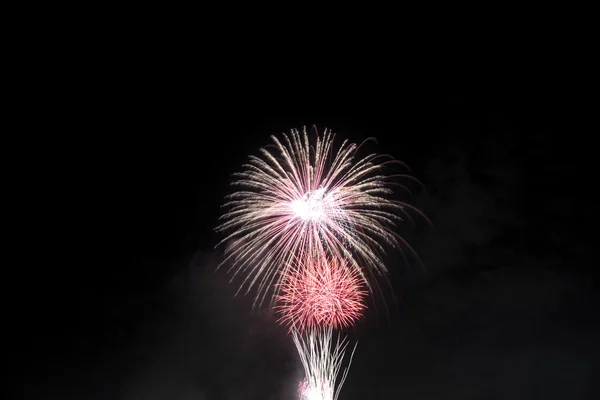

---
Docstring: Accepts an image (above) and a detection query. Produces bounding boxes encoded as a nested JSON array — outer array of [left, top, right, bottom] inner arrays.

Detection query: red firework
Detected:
[[275, 256, 367, 332]]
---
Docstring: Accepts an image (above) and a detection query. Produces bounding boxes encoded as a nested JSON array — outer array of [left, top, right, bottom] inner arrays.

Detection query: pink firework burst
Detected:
[[275, 256, 367, 332], [216, 126, 428, 306]]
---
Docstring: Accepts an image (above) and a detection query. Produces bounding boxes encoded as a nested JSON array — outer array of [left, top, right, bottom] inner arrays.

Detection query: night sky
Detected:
[[16, 60, 597, 399]]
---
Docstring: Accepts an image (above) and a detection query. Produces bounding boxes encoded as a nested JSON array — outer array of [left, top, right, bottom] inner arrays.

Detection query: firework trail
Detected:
[[216, 126, 427, 306], [294, 327, 357, 400], [275, 255, 367, 333]]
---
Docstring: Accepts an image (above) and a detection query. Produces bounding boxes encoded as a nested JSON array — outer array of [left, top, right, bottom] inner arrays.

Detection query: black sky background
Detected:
[[14, 44, 598, 399]]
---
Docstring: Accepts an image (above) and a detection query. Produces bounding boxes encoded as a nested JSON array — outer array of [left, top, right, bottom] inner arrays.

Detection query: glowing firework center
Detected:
[[300, 385, 325, 400], [291, 187, 328, 222], [298, 377, 328, 400]]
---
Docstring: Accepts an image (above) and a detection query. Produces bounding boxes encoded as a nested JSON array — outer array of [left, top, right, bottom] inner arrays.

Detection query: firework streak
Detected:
[[294, 327, 357, 400]]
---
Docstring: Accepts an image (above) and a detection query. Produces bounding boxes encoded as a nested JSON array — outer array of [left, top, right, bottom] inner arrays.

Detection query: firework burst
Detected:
[[216, 126, 426, 306], [275, 256, 367, 333]]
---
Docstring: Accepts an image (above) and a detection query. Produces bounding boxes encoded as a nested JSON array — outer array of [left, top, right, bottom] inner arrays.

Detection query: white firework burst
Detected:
[[216, 126, 427, 306]]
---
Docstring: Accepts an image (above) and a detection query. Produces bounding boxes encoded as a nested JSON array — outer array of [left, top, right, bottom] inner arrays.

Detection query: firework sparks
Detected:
[[294, 327, 357, 400], [216, 126, 426, 306], [275, 256, 367, 332]]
